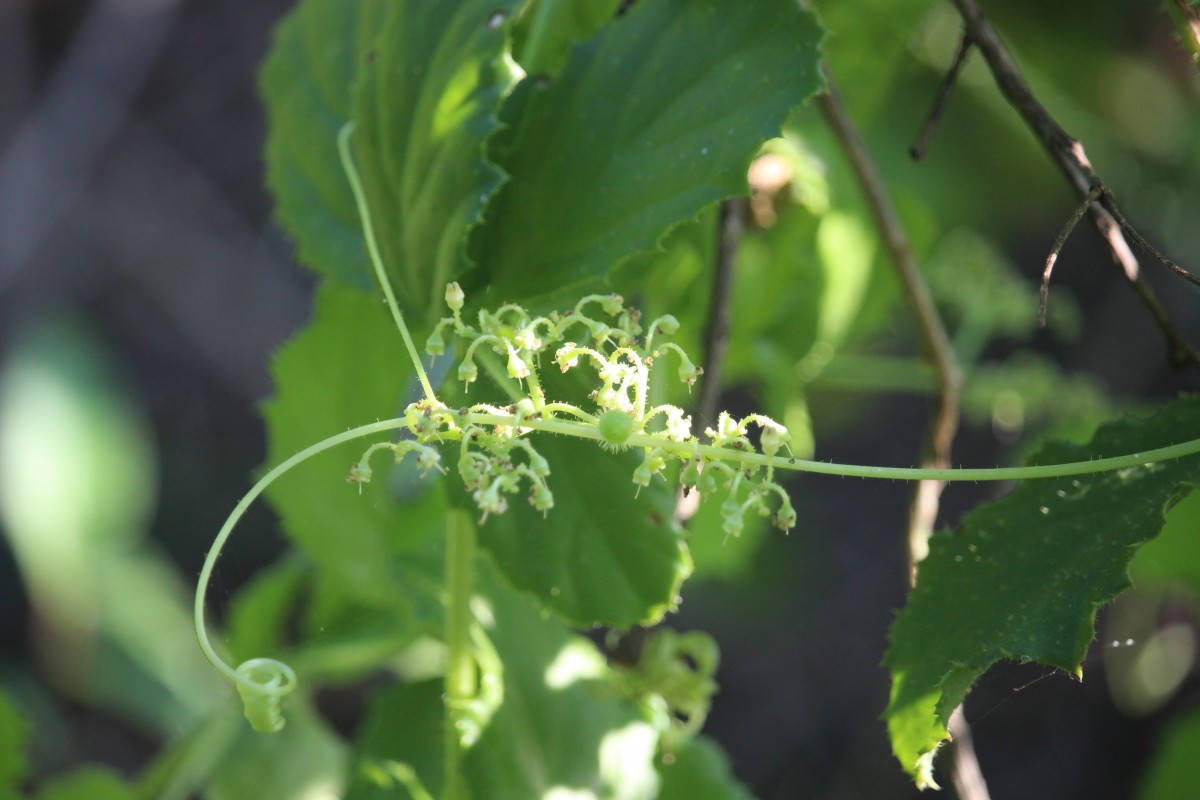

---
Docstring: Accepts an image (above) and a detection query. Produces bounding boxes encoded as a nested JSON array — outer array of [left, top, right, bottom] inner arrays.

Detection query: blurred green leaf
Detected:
[[345, 679, 444, 800], [657, 735, 757, 800], [476, 0, 825, 303], [206, 700, 347, 800], [1131, 489, 1200, 594], [1138, 707, 1200, 800], [226, 556, 309, 667], [33, 769, 134, 800], [885, 396, 1200, 788], [0, 321, 221, 732], [0, 692, 28, 792], [814, 0, 936, 119], [464, 567, 661, 799]]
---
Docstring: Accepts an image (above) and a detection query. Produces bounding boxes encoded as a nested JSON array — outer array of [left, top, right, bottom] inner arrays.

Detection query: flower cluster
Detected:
[[349, 285, 797, 536]]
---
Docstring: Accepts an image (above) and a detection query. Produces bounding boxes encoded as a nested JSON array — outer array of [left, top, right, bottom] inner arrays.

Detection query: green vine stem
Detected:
[[444, 509, 477, 800], [196, 124, 1200, 745], [193, 374, 1200, 735], [193, 417, 408, 732], [337, 122, 436, 402], [452, 411, 1200, 482]]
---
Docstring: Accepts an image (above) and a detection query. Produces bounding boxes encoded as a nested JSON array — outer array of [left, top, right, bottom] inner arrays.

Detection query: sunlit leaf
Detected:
[[511, 0, 625, 76], [464, 568, 661, 799], [658, 735, 757, 800], [475, 0, 825, 303], [885, 396, 1200, 788], [263, 0, 522, 317], [349, 0, 524, 320]]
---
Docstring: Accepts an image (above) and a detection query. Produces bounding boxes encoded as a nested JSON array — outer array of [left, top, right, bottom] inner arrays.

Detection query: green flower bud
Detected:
[[655, 314, 680, 335], [677, 356, 701, 386], [445, 282, 465, 312], [774, 496, 797, 531], [458, 360, 479, 384], [760, 423, 791, 457], [720, 498, 744, 537], [507, 348, 530, 380], [425, 327, 446, 356], [530, 482, 554, 512]]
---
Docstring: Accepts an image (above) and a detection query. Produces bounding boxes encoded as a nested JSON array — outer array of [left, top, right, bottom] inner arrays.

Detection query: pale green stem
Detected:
[[337, 122, 436, 402], [523, 362, 548, 411], [462, 412, 1200, 482], [444, 508, 476, 800], [195, 418, 410, 685]]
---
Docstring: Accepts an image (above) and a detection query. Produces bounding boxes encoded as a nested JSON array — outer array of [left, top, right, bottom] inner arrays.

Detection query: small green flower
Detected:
[[445, 282, 465, 313]]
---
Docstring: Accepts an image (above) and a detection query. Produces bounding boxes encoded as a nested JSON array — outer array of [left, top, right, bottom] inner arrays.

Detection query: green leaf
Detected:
[[471, 435, 691, 628], [261, 0, 389, 289], [511, 0, 625, 76], [206, 699, 347, 800], [476, 0, 825, 303], [1132, 488, 1200, 594], [349, 0, 524, 319], [0, 692, 27, 792], [1138, 708, 1200, 800], [658, 735, 757, 800], [884, 396, 1200, 788], [345, 680, 444, 800], [263, 282, 444, 641], [33, 770, 135, 800], [263, 0, 522, 314], [226, 556, 309, 666], [812, 0, 936, 119], [464, 567, 662, 799]]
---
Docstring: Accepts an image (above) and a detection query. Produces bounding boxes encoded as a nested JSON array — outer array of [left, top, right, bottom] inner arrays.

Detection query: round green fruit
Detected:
[[598, 409, 634, 448]]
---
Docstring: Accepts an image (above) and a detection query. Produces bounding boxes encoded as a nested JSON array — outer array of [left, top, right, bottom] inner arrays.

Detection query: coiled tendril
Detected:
[[235, 658, 298, 733]]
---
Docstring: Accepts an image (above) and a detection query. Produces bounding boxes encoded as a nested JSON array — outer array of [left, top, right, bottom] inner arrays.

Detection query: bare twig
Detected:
[[1039, 186, 1102, 326], [818, 75, 963, 578], [697, 198, 743, 430], [952, 0, 1200, 369], [949, 706, 992, 800], [1099, 188, 1200, 290], [910, 27, 974, 162], [821, 70, 985, 800]]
